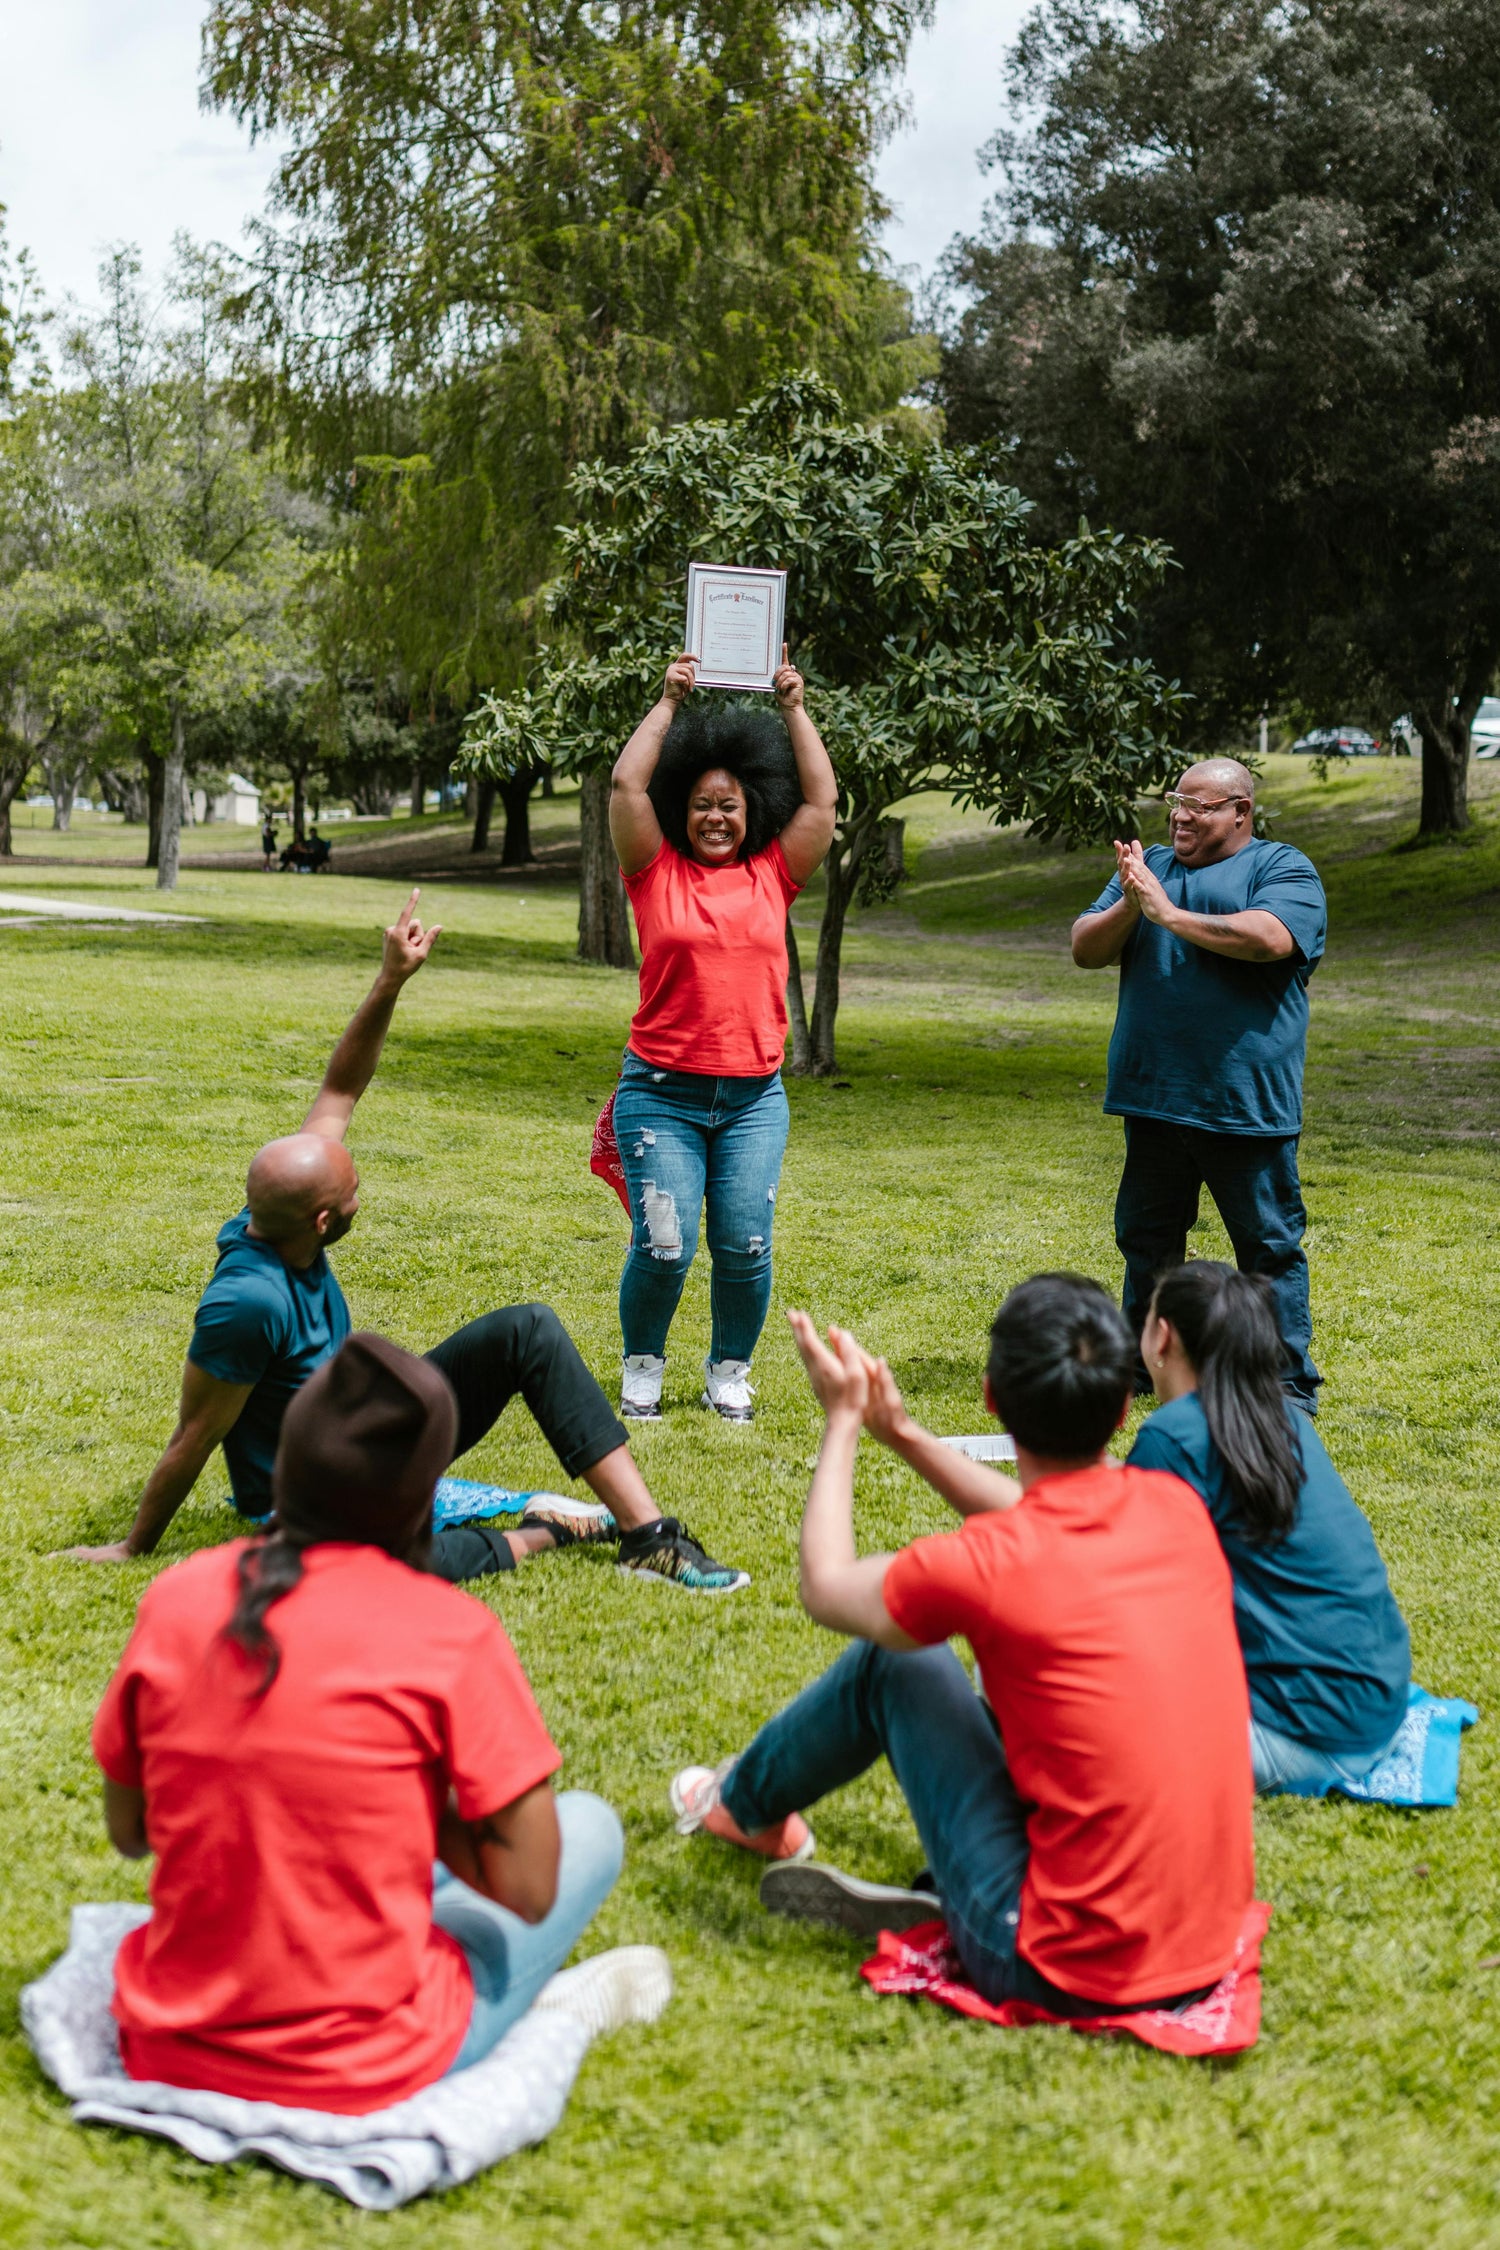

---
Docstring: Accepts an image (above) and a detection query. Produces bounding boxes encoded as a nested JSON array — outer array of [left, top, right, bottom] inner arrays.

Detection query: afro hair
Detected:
[[647, 701, 805, 861]]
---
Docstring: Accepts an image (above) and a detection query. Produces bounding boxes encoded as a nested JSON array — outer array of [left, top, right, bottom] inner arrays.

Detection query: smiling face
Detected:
[[1167, 760, 1255, 868], [685, 767, 748, 865]]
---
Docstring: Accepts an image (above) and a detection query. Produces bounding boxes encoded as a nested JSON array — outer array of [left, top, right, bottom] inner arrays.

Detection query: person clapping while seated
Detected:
[[91, 1334, 667, 2110], [671, 1277, 1256, 2021], [1131, 1261, 1411, 1796]]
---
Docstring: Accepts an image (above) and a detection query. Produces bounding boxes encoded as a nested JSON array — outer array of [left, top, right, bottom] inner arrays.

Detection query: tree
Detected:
[[48, 246, 317, 888], [465, 373, 1183, 1071], [203, 0, 935, 938], [938, 0, 1500, 836]]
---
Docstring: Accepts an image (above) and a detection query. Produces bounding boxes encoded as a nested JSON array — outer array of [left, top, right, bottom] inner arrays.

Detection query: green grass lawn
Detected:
[[2, 756, 1498, 2249]]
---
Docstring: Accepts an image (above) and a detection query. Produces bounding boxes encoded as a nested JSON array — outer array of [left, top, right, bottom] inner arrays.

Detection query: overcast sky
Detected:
[[0, 0, 1025, 316]]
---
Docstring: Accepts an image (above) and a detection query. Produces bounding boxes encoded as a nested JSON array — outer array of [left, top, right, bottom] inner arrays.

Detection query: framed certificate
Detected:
[[684, 562, 787, 692]]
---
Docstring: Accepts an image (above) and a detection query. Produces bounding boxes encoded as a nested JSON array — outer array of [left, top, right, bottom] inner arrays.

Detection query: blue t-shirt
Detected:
[[187, 1209, 352, 1514], [1086, 838, 1327, 1134], [1128, 1391, 1409, 1754]]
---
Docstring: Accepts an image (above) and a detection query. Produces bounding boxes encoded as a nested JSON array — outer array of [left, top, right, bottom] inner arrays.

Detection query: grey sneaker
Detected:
[[533, 1946, 673, 2037], [621, 1353, 665, 1421], [702, 1357, 754, 1423], [759, 1862, 940, 1936]]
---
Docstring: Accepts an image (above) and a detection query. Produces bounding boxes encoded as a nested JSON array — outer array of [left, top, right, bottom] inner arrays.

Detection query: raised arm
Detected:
[[301, 889, 443, 1142], [787, 1311, 919, 1648], [62, 1360, 253, 1563], [858, 1352, 1022, 1516], [772, 649, 839, 885], [609, 656, 695, 876]]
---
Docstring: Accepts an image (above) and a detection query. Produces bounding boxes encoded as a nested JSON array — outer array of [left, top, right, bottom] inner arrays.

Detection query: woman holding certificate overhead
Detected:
[[608, 636, 837, 1425]]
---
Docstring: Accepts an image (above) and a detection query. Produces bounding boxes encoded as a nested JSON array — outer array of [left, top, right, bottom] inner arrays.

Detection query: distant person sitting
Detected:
[[91, 1331, 666, 2108], [63, 889, 746, 1593], [1071, 760, 1327, 1411], [280, 835, 315, 872], [260, 818, 277, 872], [1132, 1260, 1411, 1796], [672, 1276, 1255, 2022], [308, 826, 332, 872]]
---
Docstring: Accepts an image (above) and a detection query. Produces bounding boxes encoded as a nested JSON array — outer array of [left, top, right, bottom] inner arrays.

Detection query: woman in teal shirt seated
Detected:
[[1130, 1260, 1410, 1795]]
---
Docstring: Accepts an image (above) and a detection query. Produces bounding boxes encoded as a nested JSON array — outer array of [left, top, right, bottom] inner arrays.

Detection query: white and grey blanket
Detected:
[[22, 1903, 593, 2209]]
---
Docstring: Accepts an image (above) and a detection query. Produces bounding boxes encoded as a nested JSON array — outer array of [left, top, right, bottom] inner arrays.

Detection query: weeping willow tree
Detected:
[[205, 0, 937, 932]]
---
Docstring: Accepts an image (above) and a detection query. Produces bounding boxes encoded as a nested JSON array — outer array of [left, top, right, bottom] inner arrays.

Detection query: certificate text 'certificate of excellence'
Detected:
[[684, 563, 787, 692]]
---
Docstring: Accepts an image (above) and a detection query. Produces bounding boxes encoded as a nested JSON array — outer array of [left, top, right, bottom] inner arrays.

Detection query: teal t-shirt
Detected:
[[187, 1209, 351, 1515], [1087, 838, 1327, 1134], [1128, 1392, 1409, 1754]]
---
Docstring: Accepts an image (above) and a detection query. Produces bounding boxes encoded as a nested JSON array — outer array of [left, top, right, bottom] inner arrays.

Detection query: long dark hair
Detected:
[[226, 1505, 434, 1696], [647, 701, 804, 859], [1149, 1262, 1302, 1544]]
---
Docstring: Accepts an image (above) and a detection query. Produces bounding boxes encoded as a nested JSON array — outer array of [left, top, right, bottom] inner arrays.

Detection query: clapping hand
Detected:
[[773, 643, 805, 711], [1114, 838, 1171, 924], [788, 1310, 869, 1420], [663, 652, 698, 704], [858, 1349, 913, 1448], [382, 888, 444, 983]]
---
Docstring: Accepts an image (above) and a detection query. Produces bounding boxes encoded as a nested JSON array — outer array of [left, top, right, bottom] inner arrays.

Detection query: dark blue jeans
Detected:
[[721, 1641, 1216, 2016], [1115, 1115, 1321, 1410], [613, 1049, 790, 1363], [722, 1642, 1032, 2002]]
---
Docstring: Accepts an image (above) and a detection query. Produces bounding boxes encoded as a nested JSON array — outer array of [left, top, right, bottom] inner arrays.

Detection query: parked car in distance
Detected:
[[1290, 725, 1383, 757], [1469, 697, 1500, 757]]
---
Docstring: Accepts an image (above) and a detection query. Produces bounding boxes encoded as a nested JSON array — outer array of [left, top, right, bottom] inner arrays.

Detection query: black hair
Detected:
[[647, 701, 804, 860], [1148, 1262, 1302, 1544], [986, 1273, 1136, 1457], [225, 1503, 433, 1696]]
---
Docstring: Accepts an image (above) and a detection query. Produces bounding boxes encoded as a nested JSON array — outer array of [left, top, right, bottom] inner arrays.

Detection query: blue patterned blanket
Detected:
[[233, 1476, 557, 1534], [1331, 1686, 1478, 1808]]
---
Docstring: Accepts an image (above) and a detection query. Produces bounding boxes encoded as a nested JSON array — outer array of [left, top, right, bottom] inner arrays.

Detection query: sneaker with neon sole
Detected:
[[617, 1517, 749, 1593], [519, 1495, 618, 1549], [669, 1762, 815, 1861]]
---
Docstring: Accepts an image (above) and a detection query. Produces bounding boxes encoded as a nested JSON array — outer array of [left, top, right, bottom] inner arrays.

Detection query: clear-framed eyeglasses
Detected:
[[1162, 791, 1246, 816]]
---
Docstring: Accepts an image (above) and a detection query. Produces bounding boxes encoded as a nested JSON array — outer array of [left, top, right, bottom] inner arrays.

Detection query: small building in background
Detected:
[[192, 773, 261, 825]]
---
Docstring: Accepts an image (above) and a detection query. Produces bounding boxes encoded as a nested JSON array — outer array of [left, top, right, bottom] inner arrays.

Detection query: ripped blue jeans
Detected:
[[613, 1048, 790, 1363]]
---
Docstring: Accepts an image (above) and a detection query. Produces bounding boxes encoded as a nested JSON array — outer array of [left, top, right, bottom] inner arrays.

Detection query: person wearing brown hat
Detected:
[[65, 887, 746, 1593], [90, 1332, 671, 2110]]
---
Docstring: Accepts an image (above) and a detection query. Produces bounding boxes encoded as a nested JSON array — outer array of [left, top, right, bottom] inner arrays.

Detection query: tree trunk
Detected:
[[410, 764, 425, 817], [471, 776, 497, 852], [541, 769, 555, 799], [145, 747, 164, 868], [0, 757, 29, 857], [156, 708, 185, 891], [292, 764, 307, 842], [577, 765, 635, 968], [785, 915, 813, 1075], [465, 774, 479, 818], [808, 813, 878, 1076], [500, 766, 536, 866], [1415, 709, 1470, 835], [46, 754, 83, 831]]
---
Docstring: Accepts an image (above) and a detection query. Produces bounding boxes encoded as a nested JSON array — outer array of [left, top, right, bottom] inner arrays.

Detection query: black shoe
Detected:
[[759, 1863, 939, 1936], [616, 1517, 750, 1593]]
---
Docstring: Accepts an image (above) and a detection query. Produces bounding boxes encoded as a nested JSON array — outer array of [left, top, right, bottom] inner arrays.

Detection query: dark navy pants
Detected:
[[1114, 1115, 1321, 1410]]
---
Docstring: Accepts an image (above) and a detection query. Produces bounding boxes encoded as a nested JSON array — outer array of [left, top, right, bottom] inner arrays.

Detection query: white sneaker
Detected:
[[620, 1353, 665, 1421], [702, 1357, 754, 1423], [533, 1946, 674, 2037]]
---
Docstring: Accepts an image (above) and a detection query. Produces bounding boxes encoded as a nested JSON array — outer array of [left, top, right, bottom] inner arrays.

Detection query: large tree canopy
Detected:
[[938, 0, 1500, 835], [464, 372, 1183, 1070]]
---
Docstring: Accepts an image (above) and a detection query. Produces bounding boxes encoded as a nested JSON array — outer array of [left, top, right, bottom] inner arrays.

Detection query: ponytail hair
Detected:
[[226, 1529, 319, 1695], [1148, 1261, 1303, 1544]]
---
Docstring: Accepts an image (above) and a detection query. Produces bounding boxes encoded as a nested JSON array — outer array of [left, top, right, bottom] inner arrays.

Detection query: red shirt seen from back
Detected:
[[623, 837, 802, 1076], [92, 1540, 561, 2112], [883, 1463, 1253, 2006]]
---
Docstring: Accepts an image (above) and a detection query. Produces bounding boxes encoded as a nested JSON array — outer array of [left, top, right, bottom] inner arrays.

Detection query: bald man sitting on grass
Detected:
[[1071, 759, 1328, 1410], [65, 891, 746, 1594]]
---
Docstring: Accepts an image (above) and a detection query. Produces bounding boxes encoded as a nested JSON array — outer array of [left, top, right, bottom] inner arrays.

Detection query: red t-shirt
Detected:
[[883, 1464, 1253, 2006], [622, 838, 802, 1076], [92, 1541, 561, 2112]]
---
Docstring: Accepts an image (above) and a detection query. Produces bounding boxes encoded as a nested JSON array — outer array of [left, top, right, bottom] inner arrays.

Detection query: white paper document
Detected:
[[684, 563, 788, 692]]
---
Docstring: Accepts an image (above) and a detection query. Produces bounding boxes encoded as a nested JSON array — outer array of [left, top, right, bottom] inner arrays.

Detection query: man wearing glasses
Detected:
[[1071, 758, 1327, 1411]]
